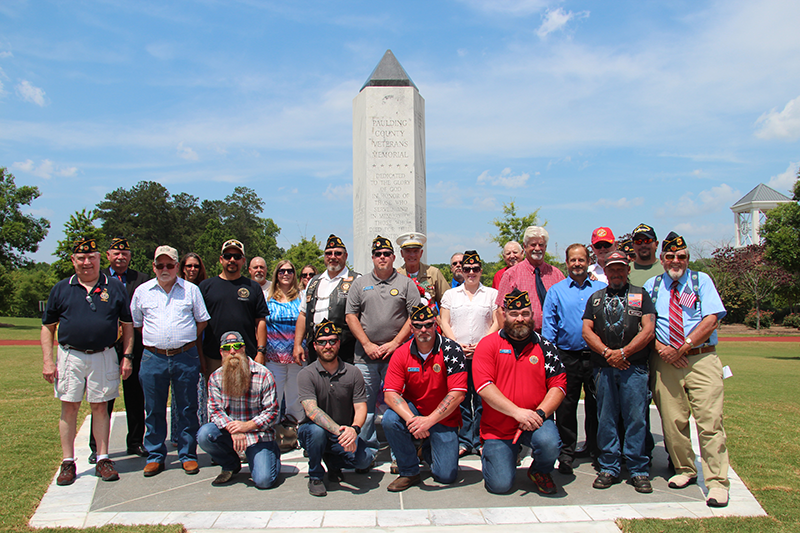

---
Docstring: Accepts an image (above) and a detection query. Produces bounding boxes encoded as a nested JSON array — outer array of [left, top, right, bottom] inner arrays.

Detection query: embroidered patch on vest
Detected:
[[628, 293, 642, 308]]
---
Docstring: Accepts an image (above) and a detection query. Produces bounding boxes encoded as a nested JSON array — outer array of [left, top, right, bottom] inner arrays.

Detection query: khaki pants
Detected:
[[651, 350, 729, 490]]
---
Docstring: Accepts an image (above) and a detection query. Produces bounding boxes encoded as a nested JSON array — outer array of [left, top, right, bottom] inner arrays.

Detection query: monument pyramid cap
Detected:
[[360, 49, 417, 91]]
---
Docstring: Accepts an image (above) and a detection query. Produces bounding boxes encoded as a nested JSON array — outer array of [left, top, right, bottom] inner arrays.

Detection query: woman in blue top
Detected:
[[265, 260, 305, 425]]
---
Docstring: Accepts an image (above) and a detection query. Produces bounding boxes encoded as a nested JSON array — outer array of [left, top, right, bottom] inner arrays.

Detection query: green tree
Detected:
[[490, 201, 542, 252], [0, 167, 50, 268], [283, 236, 324, 274], [5, 263, 58, 317], [53, 209, 107, 280], [762, 173, 800, 274]]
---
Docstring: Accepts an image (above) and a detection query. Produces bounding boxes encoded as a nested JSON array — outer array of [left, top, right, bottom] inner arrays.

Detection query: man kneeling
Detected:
[[382, 305, 467, 492], [297, 320, 375, 497], [197, 331, 280, 488]]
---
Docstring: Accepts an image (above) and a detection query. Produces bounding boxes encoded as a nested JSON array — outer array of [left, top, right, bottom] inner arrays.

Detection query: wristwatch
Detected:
[[257, 346, 267, 355], [122, 353, 134, 361], [352, 425, 362, 435], [535, 409, 546, 420]]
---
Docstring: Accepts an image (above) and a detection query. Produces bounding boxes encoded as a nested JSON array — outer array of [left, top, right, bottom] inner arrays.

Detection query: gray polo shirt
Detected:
[[345, 269, 421, 364], [297, 359, 366, 426]]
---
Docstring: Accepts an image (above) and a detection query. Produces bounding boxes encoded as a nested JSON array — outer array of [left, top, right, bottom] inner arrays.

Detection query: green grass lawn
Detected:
[[0, 317, 43, 341], [2, 322, 798, 532]]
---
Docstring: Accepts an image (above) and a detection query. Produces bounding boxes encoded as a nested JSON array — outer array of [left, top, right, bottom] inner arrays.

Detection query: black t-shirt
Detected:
[[199, 276, 269, 360]]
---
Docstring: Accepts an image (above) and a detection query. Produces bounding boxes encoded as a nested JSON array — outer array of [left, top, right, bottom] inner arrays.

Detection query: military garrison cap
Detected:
[[462, 250, 481, 266], [314, 319, 341, 340], [108, 237, 130, 251], [410, 304, 437, 322], [372, 235, 393, 253], [504, 288, 531, 310], [662, 232, 687, 253], [325, 234, 346, 250], [73, 237, 98, 254]]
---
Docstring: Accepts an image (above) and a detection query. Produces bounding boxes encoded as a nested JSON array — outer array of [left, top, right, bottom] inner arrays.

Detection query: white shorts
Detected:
[[54, 345, 120, 403]]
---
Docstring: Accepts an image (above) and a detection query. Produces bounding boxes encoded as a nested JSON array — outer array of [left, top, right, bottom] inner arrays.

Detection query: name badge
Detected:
[[500, 349, 512, 354], [408, 367, 420, 372], [363, 285, 374, 291]]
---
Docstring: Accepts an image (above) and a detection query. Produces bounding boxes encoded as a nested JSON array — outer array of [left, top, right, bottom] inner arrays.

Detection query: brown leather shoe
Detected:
[[143, 462, 165, 477], [387, 474, 421, 492], [95, 458, 120, 482], [182, 460, 200, 475], [57, 460, 77, 486]]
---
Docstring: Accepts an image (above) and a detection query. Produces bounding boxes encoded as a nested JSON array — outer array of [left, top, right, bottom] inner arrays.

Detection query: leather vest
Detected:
[[588, 285, 649, 365], [304, 271, 360, 342]]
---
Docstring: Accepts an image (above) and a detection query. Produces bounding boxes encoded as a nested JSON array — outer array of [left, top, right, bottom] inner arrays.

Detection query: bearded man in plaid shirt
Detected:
[[197, 331, 280, 488]]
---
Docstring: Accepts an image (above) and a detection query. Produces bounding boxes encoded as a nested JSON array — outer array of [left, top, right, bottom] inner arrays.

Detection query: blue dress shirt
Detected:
[[542, 276, 607, 350]]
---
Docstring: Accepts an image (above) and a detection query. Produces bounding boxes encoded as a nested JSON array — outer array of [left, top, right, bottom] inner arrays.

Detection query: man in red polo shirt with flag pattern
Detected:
[[382, 304, 467, 492], [473, 288, 567, 495]]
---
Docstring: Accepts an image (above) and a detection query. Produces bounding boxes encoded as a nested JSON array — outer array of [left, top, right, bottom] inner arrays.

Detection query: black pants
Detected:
[[89, 350, 145, 453], [555, 350, 598, 460]]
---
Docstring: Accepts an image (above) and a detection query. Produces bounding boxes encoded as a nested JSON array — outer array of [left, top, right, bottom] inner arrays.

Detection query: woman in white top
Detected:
[[440, 250, 499, 457]]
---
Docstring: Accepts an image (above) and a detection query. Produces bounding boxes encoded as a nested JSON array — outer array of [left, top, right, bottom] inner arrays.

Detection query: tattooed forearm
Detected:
[[436, 393, 456, 415], [301, 399, 340, 435]]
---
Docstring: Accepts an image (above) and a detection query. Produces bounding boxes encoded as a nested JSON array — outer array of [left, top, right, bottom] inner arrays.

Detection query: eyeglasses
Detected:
[[222, 253, 243, 260], [633, 238, 654, 245], [277, 268, 295, 275], [411, 320, 436, 330], [300, 272, 315, 279], [155, 263, 177, 270], [451, 260, 462, 266], [593, 241, 612, 249], [324, 250, 344, 257], [85, 294, 96, 312], [373, 251, 393, 258], [664, 253, 688, 261], [184, 264, 200, 269], [221, 342, 245, 351], [462, 266, 481, 274], [314, 338, 339, 347]]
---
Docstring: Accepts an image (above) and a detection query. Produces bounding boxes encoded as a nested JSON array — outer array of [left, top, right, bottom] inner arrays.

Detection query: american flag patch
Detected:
[[628, 293, 642, 308], [679, 290, 697, 308]]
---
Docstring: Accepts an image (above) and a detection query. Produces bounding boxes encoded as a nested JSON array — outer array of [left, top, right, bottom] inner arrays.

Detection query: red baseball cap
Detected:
[[591, 227, 615, 245]]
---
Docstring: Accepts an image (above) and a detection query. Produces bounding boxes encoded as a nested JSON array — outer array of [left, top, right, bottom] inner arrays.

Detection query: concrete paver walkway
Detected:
[[30, 406, 766, 532]]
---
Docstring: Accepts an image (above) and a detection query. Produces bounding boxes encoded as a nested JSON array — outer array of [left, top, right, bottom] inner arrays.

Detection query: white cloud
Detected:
[[473, 196, 500, 211], [477, 168, 529, 188], [322, 183, 352, 200], [432, 180, 464, 207], [656, 183, 741, 218], [16, 80, 46, 106], [176, 141, 198, 160], [594, 197, 645, 209], [767, 162, 799, 193], [537, 8, 589, 39], [755, 95, 800, 140], [11, 158, 77, 179], [0, 51, 12, 58]]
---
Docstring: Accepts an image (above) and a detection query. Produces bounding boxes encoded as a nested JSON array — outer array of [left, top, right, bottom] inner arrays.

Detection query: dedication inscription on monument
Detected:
[[352, 50, 426, 274]]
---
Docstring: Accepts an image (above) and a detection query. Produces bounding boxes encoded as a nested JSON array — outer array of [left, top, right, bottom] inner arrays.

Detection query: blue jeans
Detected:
[[594, 364, 650, 478], [197, 423, 281, 489], [481, 419, 561, 494], [297, 423, 375, 480], [458, 359, 482, 452], [138, 347, 200, 464], [355, 361, 389, 449], [382, 403, 459, 483]]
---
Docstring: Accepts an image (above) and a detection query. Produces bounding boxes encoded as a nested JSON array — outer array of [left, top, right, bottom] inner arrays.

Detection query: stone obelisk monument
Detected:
[[352, 50, 426, 274]]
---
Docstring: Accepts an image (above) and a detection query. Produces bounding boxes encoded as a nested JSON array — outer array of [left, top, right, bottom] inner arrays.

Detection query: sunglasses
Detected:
[[221, 342, 245, 351], [593, 241, 613, 249], [633, 238, 654, 245], [411, 320, 436, 330], [85, 294, 96, 312], [451, 260, 462, 266], [222, 253, 243, 260], [324, 250, 344, 257], [300, 273, 315, 279], [664, 253, 689, 261], [277, 268, 295, 275], [462, 266, 481, 274], [184, 264, 200, 269], [373, 251, 393, 258], [314, 338, 339, 347], [155, 263, 177, 270]]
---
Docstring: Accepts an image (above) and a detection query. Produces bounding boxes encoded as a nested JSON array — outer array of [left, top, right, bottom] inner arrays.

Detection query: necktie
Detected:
[[669, 280, 684, 348], [534, 266, 547, 307]]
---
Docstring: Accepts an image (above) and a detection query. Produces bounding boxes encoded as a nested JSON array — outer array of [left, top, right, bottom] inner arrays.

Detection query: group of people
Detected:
[[41, 221, 731, 508]]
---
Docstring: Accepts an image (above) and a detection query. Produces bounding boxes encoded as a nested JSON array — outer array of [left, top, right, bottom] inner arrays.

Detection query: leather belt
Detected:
[[686, 345, 715, 356], [144, 341, 196, 356], [60, 344, 112, 354]]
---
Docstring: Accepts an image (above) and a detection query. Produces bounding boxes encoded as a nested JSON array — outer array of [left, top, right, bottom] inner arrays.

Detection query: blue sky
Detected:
[[2, 0, 799, 265]]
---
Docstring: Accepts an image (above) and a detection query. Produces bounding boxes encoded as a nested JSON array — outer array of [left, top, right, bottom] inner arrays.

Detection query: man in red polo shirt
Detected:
[[474, 288, 567, 494], [382, 305, 467, 492]]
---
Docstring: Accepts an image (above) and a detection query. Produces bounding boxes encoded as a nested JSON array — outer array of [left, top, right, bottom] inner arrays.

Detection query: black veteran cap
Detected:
[[73, 237, 98, 254], [662, 232, 687, 253], [314, 319, 341, 340], [410, 304, 438, 322], [325, 234, 346, 250], [504, 288, 531, 310], [620, 238, 634, 256], [108, 237, 130, 251], [372, 235, 393, 253], [632, 223, 657, 240], [463, 250, 481, 266]]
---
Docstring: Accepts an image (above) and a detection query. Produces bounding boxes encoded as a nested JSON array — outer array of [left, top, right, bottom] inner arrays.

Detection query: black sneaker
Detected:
[[88, 452, 97, 465], [308, 478, 327, 497], [592, 472, 621, 489], [629, 475, 653, 493], [557, 457, 573, 475]]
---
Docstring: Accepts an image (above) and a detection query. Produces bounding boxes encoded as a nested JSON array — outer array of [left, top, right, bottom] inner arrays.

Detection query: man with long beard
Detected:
[[473, 289, 567, 495], [197, 331, 280, 488], [643, 233, 729, 508]]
